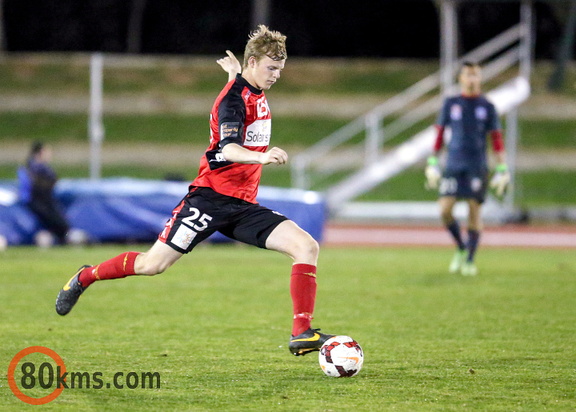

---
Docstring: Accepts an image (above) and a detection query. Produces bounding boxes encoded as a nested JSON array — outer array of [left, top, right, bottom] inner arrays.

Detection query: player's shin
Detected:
[[446, 221, 466, 250], [290, 263, 317, 336], [78, 252, 140, 287], [467, 229, 481, 262]]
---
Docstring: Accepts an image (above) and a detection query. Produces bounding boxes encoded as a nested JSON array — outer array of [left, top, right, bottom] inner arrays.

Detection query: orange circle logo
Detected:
[[7, 346, 66, 405]]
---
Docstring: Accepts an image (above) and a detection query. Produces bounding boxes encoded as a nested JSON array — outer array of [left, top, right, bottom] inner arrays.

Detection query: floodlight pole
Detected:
[[251, 0, 270, 27], [519, 0, 534, 82], [440, 0, 458, 97], [504, 108, 518, 211], [89, 53, 104, 181], [0, 0, 5, 55], [507, 0, 533, 215]]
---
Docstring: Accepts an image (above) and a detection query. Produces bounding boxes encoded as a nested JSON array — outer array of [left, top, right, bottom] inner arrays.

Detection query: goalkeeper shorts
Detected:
[[439, 169, 488, 203]]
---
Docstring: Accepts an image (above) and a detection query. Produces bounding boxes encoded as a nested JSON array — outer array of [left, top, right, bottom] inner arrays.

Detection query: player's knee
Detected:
[[306, 237, 320, 259], [294, 234, 319, 262], [440, 207, 453, 223], [468, 219, 482, 231]]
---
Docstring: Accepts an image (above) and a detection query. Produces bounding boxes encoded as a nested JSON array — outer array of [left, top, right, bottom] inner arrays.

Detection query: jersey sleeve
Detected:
[[486, 102, 501, 132], [491, 130, 505, 152], [433, 125, 445, 152], [436, 98, 451, 127], [218, 91, 246, 149]]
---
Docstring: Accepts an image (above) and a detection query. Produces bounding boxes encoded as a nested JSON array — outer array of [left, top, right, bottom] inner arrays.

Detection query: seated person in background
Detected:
[[18, 141, 74, 246]]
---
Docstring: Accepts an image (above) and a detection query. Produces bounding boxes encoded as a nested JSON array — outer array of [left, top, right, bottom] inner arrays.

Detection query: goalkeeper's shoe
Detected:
[[289, 328, 335, 356], [55, 265, 91, 316], [461, 261, 478, 277], [449, 250, 467, 274]]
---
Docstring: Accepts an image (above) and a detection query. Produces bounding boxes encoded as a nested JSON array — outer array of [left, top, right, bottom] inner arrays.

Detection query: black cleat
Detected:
[[288, 328, 335, 356], [55, 265, 90, 316]]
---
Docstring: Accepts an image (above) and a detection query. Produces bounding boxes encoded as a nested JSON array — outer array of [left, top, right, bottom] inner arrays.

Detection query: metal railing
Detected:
[[291, 22, 528, 191]]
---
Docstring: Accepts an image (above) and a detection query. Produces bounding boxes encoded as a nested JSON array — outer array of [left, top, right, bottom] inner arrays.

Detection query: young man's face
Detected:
[[459, 65, 482, 95], [245, 55, 285, 90]]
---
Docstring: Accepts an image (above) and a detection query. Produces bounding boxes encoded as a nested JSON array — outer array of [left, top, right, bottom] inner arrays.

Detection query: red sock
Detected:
[[290, 263, 317, 336], [78, 252, 140, 287]]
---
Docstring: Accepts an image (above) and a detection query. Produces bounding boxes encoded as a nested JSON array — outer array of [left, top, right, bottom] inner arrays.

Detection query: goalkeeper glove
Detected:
[[489, 163, 510, 199], [424, 156, 442, 190]]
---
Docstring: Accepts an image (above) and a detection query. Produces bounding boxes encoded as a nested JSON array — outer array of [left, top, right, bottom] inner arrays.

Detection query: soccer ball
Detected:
[[318, 335, 363, 378]]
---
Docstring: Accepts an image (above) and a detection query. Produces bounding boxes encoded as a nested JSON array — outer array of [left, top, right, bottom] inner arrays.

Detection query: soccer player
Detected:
[[425, 62, 510, 276], [55, 25, 335, 356]]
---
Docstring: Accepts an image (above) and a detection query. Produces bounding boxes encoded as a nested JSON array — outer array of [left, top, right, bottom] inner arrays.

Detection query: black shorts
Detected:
[[158, 187, 288, 254], [439, 169, 488, 204]]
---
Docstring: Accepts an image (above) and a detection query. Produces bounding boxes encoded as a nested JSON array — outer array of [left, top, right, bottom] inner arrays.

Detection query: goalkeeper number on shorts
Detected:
[[425, 156, 510, 199]]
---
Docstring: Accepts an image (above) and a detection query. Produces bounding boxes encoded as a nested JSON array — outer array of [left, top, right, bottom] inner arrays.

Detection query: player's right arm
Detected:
[[425, 143, 442, 190], [425, 100, 450, 190], [217, 50, 242, 82]]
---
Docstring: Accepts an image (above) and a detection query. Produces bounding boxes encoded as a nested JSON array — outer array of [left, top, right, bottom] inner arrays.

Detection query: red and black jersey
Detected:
[[191, 74, 271, 203]]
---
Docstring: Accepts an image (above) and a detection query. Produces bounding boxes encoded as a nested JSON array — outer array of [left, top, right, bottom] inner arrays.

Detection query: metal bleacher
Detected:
[[291, 2, 534, 221]]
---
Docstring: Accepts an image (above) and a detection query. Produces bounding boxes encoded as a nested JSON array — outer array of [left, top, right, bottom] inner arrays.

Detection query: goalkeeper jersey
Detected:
[[437, 94, 500, 173], [191, 74, 271, 203]]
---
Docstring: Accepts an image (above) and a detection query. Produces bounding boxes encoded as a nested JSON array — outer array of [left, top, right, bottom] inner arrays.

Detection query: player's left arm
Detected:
[[222, 143, 288, 166], [487, 103, 506, 163], [490, 129, 507, 164], [489, 129, 510, 198], [486, 102, 510, 198]]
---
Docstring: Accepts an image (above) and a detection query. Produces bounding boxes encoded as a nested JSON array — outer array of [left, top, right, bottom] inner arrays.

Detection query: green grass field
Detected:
[[1, 245, 575, 411]]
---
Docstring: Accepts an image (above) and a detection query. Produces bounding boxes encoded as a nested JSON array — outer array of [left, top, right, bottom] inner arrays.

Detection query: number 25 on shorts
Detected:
[[182, 207, 213, 232]]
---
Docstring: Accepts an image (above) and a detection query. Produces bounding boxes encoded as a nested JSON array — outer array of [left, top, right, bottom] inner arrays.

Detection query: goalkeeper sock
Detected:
[[467, 230, 481, 262], [446, 221, 466, 250], [290, 263, 317, 336], [78, 252, 140, 287]]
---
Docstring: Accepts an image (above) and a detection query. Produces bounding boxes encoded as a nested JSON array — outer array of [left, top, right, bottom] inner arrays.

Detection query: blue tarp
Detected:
[[0, 178, 326, 246]]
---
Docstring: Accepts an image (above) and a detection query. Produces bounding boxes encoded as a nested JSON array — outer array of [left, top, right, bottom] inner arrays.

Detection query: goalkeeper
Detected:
[[425, 61, 509, 276]]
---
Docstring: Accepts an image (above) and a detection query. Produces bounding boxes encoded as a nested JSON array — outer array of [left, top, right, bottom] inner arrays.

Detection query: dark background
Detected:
[[2, 0, 565, 58]]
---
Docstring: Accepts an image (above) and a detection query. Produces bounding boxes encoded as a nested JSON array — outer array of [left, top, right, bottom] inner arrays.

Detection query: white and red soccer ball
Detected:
[[319, 335, 363, 377]]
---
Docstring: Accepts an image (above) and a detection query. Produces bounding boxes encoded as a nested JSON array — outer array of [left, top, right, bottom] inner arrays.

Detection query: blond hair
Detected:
[[243, 25, 287, 69]]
